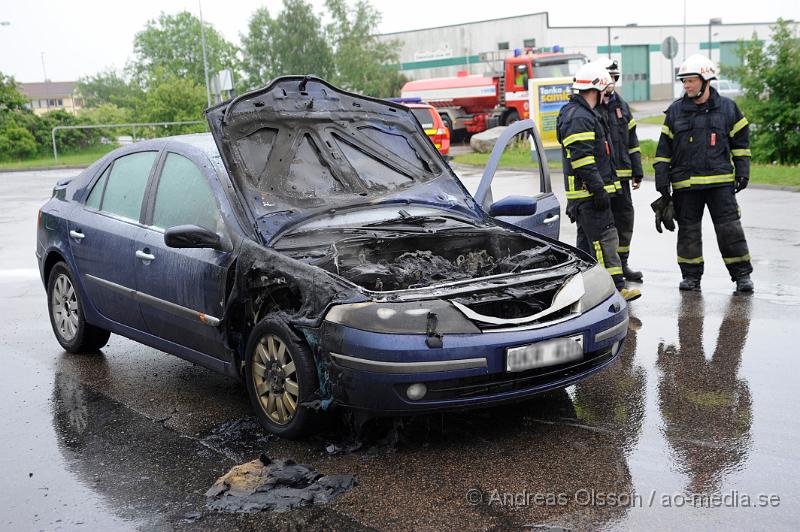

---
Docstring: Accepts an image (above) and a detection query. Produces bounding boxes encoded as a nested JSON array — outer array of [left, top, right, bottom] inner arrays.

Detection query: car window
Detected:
[[411, 108, 435, 129], [85, 164, 111, 209], [100, 151, 158, 221], [152, 153, 221, 231]]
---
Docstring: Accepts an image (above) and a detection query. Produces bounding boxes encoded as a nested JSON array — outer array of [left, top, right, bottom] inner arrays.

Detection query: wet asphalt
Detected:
[[1, 167, 799, 531]]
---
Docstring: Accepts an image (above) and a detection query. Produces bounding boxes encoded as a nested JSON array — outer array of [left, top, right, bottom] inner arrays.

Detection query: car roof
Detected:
[[404, 102, 436, 110]]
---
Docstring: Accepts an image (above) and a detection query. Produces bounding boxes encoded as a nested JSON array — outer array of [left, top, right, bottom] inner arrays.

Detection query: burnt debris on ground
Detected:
[[205, 454, 356, 513]]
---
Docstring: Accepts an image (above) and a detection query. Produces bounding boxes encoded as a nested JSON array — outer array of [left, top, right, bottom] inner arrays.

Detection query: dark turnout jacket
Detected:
[[557, 94, 618, 201], [654, 87, 750, 192], [600, 92, 643, 180]]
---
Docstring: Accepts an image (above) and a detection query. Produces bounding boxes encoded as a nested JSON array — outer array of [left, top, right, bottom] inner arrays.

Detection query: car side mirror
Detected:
[[488, 195, 538, 217], [164, 224, 222, 250]]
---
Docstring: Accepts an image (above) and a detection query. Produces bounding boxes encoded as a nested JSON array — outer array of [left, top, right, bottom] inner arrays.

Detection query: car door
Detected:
[[473, 119, 561, 239], [68, 151, 159, 330], [134, 150, 233, 359]]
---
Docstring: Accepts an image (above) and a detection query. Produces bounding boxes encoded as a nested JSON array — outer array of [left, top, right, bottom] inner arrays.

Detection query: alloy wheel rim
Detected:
[[252, 334, 298, 425], [52, 274, 79, 341]]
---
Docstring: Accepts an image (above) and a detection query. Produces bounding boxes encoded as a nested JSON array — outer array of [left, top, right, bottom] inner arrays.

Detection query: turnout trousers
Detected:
[[572, 199, 624, 289], [673, 186, 752, 281], [611, 180, 635, 264]]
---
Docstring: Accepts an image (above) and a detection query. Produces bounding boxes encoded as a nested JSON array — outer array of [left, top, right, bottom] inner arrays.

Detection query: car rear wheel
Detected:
[[504, 110, 520, 126], [440, 114, 454, 139], [47, 262, 111, 353], [244, 318, 320, 438]]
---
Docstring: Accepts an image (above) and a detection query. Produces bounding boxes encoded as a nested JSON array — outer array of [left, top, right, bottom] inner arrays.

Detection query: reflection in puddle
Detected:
[[658, 294, 753, 493]]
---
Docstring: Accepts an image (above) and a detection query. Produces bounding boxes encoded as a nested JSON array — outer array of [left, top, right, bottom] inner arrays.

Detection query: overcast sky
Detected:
[[1, 0, 797, 82]]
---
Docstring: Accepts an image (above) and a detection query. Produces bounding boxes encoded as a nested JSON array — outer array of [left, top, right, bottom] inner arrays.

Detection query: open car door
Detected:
[[473, 119, 561, 240]]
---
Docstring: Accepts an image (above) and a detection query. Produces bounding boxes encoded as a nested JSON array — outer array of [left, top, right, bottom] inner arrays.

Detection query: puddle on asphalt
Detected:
[[205, 454, 355, 513]]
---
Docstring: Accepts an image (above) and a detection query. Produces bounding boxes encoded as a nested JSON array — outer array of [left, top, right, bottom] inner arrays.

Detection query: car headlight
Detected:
[[577, 264, 617, 312], [324, 300, 480, 334]]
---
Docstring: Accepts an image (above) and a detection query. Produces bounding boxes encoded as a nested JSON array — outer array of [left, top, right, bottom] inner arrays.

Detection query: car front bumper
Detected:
[[319, 291, 628, 414]]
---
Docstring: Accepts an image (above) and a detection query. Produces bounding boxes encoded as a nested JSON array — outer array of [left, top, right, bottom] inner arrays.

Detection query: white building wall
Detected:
[[381, 12, 787, 101]]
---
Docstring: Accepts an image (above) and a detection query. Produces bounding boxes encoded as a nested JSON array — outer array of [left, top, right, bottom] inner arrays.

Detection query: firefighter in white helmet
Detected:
[[598, 58, 644, 282], [654, 54, 753, 292], [557, 61, 641, 302]]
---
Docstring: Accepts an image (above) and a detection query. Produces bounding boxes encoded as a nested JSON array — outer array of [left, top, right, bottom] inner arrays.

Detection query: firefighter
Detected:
[[557, 61, 641, 302], [654, 54, 753, 292], [599, 58, 644, 282]]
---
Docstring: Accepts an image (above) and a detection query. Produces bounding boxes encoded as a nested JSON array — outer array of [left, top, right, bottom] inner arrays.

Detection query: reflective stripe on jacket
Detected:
[[654, 88, 750, 192], [600, 93, 643, 180], [557, 95, 618, 201]]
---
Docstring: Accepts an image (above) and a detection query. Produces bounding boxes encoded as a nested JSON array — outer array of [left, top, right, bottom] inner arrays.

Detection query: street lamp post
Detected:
[[198, 1, 212, 108], [708, 17, 722, 59]]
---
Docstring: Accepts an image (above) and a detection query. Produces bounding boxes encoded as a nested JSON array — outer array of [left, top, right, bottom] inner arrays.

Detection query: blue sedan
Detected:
[[37, 76, 628, 438]]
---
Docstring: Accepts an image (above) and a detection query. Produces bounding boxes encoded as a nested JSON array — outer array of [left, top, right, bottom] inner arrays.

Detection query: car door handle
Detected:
[[69, 230, 85, 240], [543, 214, 560, 224], [135, 250, 155, 261]]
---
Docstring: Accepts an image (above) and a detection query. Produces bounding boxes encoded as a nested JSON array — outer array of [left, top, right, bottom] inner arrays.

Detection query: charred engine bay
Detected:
[[278, 229, 577, 293]]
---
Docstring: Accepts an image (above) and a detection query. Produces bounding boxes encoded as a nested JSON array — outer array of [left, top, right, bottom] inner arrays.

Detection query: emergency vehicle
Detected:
[[401, 51, 585, 136]]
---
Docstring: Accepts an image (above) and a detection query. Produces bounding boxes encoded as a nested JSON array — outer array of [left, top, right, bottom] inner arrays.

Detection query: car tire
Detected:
[[244, 318, 320, 439], [47, 262, 111, 353], [440, 114, 454, 139], [504, 110, 520, 126]]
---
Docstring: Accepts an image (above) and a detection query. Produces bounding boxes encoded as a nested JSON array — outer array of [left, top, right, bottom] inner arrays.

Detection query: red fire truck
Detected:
[[400, 52, 585, 136]]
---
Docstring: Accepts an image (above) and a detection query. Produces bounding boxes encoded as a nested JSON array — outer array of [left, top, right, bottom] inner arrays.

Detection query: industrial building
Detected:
[[379, 12, 789, 101]]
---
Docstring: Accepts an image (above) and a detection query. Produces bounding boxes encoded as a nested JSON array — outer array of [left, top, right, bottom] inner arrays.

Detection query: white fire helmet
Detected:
[[572, 61, 614, 92], [677, 54, 718, 81]]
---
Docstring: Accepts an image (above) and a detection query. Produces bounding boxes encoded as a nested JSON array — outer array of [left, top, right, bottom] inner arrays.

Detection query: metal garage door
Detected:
[[621, 45, 650, 102], [720, 41, 744, 77]]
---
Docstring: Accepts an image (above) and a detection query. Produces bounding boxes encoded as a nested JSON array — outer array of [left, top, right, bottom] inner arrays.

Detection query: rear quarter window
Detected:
[[411, 108, 436, 129]]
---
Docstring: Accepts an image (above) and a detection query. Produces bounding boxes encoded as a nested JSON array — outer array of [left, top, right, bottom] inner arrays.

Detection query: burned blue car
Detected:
[[37, 77, 628, 438]]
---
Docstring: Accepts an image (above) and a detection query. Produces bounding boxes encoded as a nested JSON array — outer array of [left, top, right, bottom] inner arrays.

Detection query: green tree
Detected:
[[77, 69, 144, 110], [325, 0, 406, 97], [131, 11, 239, 90], [0, 72, 29, 113], [737, 18, 800, 164], [138, 70, 207, 136], [240, 0, 334, 91], [0, 124, 37, 160], [240, 7, 277, 89]]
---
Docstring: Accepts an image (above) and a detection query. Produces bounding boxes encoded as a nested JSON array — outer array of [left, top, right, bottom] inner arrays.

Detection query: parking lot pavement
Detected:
[[2, 168, 799, 530]]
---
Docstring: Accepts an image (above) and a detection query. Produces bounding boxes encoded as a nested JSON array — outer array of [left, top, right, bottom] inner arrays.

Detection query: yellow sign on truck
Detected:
[[527, 77, 573, 148]]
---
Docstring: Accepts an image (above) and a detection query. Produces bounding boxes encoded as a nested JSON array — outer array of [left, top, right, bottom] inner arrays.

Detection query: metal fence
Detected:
[[50, 120, 205, 162]]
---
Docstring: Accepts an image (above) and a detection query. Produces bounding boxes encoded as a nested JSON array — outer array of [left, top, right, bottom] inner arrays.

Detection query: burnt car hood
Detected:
[[206, 76, 484, 241]]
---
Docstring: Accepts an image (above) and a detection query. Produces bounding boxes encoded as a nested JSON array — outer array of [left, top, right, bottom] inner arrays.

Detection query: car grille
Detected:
[[402, 348, 614, 401]]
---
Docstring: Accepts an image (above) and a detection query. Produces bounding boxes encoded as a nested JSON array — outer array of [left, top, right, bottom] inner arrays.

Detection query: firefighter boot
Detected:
[[622, 260, 643, 282], [620, 287, 642, 302], [735, 275, 754, 293], [679, 278, 701, 291]]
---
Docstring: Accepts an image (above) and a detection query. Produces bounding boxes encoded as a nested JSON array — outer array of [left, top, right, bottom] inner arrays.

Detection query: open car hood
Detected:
[[206, 76, 484, 240]]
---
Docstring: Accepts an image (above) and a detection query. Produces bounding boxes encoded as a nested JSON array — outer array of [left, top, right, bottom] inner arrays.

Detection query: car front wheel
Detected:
[[244, 318, 320, 438], [47, 262, 111, 353]]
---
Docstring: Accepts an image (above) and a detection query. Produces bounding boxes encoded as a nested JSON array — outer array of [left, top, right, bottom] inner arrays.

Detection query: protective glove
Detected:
[[735, 176, 749, 193], [651, 196, 676, 233], [656, 185, 671, 199], [591, 188, 610, 211]]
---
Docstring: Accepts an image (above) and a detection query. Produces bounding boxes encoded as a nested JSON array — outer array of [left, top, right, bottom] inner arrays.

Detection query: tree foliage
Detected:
[[131, 11, 239, 90], [737, 19, 800, 164], [325, 0, 406, 97], [77, 69, 144, 109], [138, 70, 207, 135], [241, 0, 333, 90]]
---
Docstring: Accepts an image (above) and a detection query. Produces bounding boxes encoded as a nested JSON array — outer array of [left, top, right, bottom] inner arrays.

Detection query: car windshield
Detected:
[[533, 58, 585, 78]]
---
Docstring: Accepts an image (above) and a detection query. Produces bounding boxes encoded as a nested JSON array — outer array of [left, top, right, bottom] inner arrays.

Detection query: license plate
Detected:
[[506, 335, 584, 372]]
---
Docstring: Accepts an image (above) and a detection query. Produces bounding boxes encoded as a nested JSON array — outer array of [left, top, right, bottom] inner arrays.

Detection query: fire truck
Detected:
[[400, 51, 586, 136]]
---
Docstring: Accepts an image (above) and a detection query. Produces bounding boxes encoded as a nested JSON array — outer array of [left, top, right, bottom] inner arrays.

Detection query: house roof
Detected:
[[17, 81, 77, 99]]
